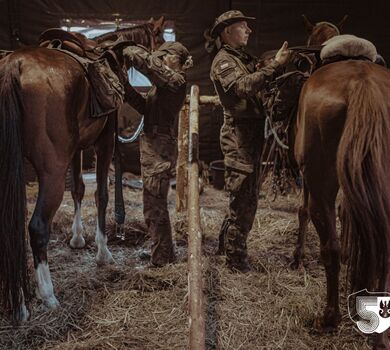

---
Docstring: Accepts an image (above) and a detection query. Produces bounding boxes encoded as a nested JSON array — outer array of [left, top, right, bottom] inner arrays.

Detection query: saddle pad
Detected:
[[320, 34, 377, 62]]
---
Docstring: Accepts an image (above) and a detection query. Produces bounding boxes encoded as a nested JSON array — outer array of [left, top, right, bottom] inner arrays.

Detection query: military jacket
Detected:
[[123, 44, 187, 132], [125, 76, 186, 133], [210, 45, 283, 120], [122, 45, 185, 91]]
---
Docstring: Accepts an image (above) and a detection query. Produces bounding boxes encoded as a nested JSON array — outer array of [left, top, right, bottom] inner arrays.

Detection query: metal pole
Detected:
[[187, 85, 205, 350]]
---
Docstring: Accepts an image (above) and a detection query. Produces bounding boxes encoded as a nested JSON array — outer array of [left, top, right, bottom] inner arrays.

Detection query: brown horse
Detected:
[[0, 20, 163, 322], [67, 18, 164, 249], [295, 18, 390, 349], [291, 15, 347, 268]]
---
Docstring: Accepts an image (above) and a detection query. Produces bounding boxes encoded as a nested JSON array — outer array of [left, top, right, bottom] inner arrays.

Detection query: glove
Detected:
[[166, 71, 186, 91], [275, 41, 291, 66], [169, 71, 185, 86]]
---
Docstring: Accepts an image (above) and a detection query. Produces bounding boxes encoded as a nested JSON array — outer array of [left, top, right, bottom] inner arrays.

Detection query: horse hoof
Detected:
[[289, 259, 301, 270], [313, 311, 341, 333], [44, 295, 60, 310], [70, 235, 86, 249], [96, 251, 114, 266], [17, 304, 30, 322], [291, 249, 305, 269]]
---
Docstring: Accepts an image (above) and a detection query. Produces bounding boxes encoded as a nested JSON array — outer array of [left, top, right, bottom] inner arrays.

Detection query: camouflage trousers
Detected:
[[219, 119, 264, 267], [140, 131, 177, 266]]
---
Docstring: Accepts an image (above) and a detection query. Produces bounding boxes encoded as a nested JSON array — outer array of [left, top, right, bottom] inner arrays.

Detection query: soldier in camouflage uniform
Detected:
[[210, 10, 291, 272], [122, 44, 186, 93], [125, 41, 192, 267]]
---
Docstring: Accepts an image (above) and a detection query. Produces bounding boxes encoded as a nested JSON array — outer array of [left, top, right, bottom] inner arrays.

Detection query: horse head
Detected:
[[303, 14, 348, 46], [147, 16, 166, 50], [94, 19, 165, 52]]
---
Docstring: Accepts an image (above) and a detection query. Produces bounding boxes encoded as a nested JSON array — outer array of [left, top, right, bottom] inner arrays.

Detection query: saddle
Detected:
[[39, 28, 129, 60], [320, 34, 377, 64], [39, 28, 132, 118], [39, 28, 101, 59]]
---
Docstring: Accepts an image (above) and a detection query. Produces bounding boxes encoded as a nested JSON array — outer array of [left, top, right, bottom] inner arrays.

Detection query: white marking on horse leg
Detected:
[[95, 219, 113, 266], [16, 289, 29, 322], [35, 262, 59, 309], [70, 202, 85, 248]]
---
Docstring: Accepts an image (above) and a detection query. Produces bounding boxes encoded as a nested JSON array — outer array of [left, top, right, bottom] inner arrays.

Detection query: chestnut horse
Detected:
[[291, 15, 347, 268], [295, 17, 390, 349], [0, 20, 163, 322]]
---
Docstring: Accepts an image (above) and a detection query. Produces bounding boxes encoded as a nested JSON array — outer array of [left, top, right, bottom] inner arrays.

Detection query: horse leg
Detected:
[[372, 257, 390, 350], [373, 330, 390, 349], [305, 173, 341, 331], [94, 120, 114, 266], [70, 150, 86, 248], [291, 182, 310, 269], [29, 170, 67, 309]]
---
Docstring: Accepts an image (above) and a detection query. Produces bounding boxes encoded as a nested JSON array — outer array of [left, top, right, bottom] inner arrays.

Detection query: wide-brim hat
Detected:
[[210, 10, 255, 38]]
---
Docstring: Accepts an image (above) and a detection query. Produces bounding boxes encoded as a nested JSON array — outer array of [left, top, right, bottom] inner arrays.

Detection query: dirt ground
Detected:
[[0, 176, 373, 350]]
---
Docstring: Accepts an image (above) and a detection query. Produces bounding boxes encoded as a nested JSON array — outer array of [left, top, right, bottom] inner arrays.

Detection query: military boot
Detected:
[[150, 224, 176, 267], [224, 225, 251, 273], [226, 254, 251, 273], [216, 217, 230, 255]]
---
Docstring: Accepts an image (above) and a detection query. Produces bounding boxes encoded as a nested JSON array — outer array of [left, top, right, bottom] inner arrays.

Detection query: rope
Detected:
[[118, 116, 144, 143], [264, 116, 289, 150]]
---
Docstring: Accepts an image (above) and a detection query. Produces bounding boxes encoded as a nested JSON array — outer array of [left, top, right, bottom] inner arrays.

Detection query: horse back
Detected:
[[304, 60, 390, 100], [1, 47, 105, 158], [7, 47, 86, 92], [295, 60, 390, 167]]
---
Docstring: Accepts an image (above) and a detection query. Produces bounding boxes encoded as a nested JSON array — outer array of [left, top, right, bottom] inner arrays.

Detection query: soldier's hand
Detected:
[[275, 41, 291, 66], [168, 71, 186, 88]]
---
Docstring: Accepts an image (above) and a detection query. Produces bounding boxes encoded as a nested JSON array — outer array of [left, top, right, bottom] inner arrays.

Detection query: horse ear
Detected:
[[153, 16, 165, 34], [302, 14, 314, 34], [337, 15, 348, 32], [146, 17, 155, 30]]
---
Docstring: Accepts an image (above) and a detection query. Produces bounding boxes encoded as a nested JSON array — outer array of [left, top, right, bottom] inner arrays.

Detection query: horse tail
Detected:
[[0, 58, 30, 321], [337, 78, 390, 293]]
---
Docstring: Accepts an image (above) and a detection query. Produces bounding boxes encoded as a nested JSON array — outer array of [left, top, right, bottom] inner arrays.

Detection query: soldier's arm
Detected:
[[214, 57, 283, 98], [122, 45, 185, 91], [124, 84, 146, 115]]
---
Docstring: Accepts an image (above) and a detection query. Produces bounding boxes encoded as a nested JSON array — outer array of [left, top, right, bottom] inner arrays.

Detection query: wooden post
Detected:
[[187, 85, 205, 350], [176, 104, 189, 212], [177, 94, 219, 212]]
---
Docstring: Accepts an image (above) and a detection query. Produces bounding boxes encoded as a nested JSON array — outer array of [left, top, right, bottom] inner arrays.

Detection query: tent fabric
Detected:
[[2, 0, 389, 163], [3, 0, 389, 93]]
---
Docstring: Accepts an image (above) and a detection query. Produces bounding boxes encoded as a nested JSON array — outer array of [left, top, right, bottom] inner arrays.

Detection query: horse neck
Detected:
[[119, 26, 153, 49], [95, 25, 153, 50]]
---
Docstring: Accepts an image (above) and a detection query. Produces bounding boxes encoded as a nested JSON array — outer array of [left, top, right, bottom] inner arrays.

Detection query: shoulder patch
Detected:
[[217, 59, 236, 71], [213, 59, 238, 92], [216, 60, 236, 81]]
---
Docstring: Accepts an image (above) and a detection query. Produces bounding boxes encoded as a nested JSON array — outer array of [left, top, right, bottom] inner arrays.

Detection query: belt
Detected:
[[224, 115, 263, 125]]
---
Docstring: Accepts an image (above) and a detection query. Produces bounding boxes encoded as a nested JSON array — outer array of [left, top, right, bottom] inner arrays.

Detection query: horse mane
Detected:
[[94, 23, 152, 47]]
